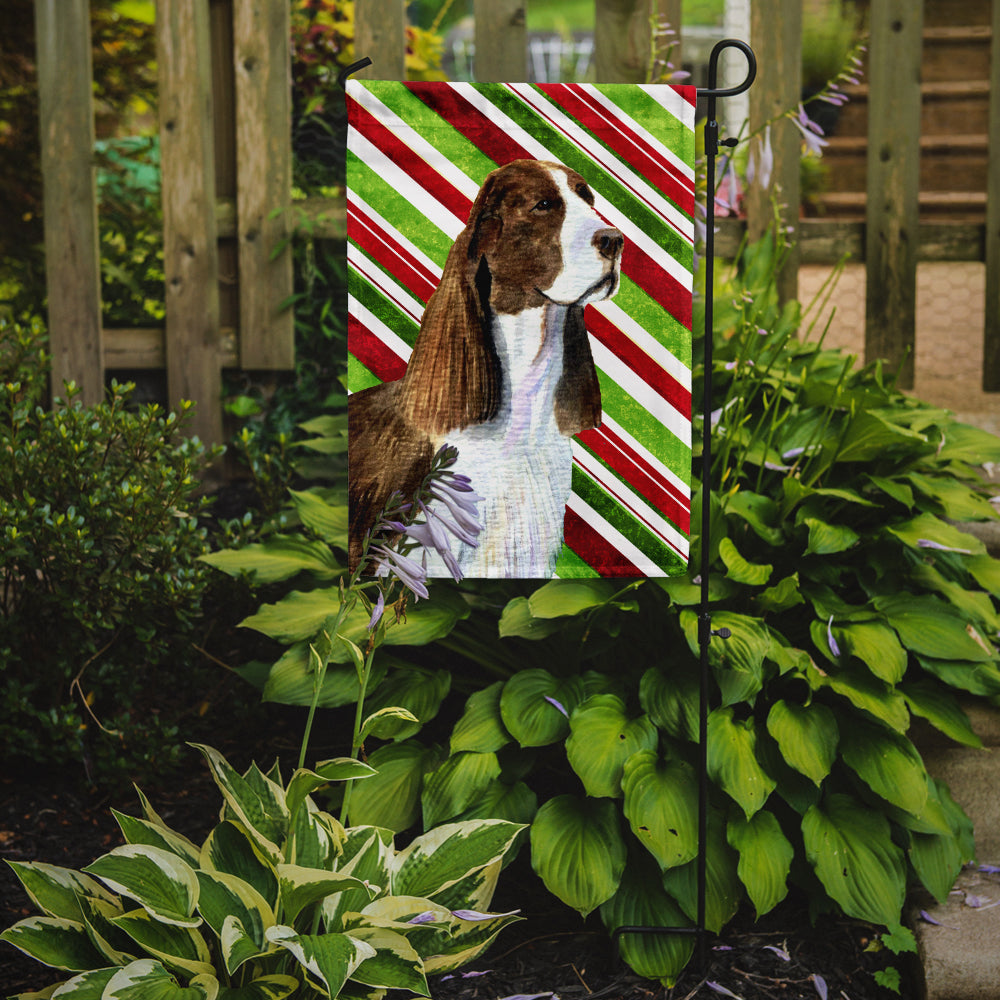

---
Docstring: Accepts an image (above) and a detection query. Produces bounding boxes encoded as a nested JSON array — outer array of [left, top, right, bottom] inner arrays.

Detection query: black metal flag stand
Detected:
[[613, 38, 757, 972]]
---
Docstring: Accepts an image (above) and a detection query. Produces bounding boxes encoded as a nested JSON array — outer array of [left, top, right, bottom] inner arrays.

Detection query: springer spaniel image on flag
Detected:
[[346, 81, 695, 579]]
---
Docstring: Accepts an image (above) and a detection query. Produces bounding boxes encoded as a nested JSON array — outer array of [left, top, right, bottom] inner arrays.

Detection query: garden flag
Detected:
[[346, 80, 695, 579]]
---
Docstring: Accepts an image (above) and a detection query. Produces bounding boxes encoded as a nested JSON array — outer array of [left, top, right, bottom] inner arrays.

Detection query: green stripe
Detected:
[[591, 84, 696, 168], [571, 465, 687, 572], [348, 355, 380, 391], [480, 84, 694, 272], [554, 544, 600, 579], [613, 277, 692, 360]]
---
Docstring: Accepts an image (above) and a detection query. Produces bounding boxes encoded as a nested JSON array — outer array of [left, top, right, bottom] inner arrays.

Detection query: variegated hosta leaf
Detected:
[[421, 752, 501, 829], [219, 915, 269, 979], [391, 820, 524, 901], [200, 822, 278, 910], [214, 975, 299, 1000], [424, 859, 501, 916], [265, 926, 375, 998], [450, 681, 511, 754], [83, 846, 200, 928], [345, 926, 429, 995], [190, 745, 287, 863], [802, 793, 906, 926], [4, 862, 118, 922], [77, 894, 136, 966], [288, 801, 344, 870], [499, 670, 585, 747], [195, 870, 274, 973], [285, 760, 375, 824], [529, 795, 626, 917], [621, 751, 699, 871], [566, 695, 658, 799], [102, 958, 218, 999], [421, 907, 522, 975], [765, 700, 838, 786], [276, 864, 375, 925], [323, 829, 393, 931], [110, 908, 214, 979], [46, 966, 118, 997], [706, 707, 776, 819], [0, 916, 107, 971], [727, 810, 793, 917], [599, 853, 694, 987], [112, 810, 202, 868]]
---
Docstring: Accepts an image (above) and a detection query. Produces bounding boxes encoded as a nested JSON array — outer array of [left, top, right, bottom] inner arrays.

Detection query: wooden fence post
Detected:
[[157, 0, 223, 445], [864, 0, 923, 389], [233, 0, 294, 370], [746, 0, 801, 305], [474, 0, 527, 81], [983, 0, 1000, 390], [355, 0, 406, 80], [594, 0, 656, 84], [34, 0, 104, 405]]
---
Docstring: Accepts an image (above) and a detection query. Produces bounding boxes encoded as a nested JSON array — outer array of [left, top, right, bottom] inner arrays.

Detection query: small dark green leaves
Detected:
[[530, 796, 626, 917]]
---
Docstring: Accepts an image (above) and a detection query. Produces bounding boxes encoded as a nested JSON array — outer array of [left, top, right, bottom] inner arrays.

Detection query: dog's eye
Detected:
[[532, 197, 559, 212]]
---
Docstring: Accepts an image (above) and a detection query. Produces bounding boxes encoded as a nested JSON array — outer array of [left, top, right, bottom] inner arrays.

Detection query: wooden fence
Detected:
[[33, 0, 1000, 444]]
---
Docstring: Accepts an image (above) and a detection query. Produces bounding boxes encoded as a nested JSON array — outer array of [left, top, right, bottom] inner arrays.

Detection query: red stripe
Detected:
[[623, 242, 693, 330], [349, 99, 473, 223], [406, 82, 536, 165], [348, 315, 408, 383], [679, 86, 697, 108], [563, 507, 644, 577], [597, 423, 689, 512], [586, 309, 691, 418], [536, 84, 695, 217], [577, 428, 690, 534], [348, 203, 439, 304]]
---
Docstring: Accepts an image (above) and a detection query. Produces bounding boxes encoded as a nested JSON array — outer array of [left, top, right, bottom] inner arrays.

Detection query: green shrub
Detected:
[[0, 317, 220, 782], [1, 743, 524, 998]]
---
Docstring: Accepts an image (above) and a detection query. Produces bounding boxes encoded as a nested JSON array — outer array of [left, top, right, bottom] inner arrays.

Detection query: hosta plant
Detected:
[[1, 744, 523, 999]]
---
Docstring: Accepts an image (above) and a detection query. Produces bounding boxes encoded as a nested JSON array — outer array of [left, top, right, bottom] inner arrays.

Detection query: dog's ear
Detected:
[[398, 177, 504, 436], [555, 304, 602, 435]]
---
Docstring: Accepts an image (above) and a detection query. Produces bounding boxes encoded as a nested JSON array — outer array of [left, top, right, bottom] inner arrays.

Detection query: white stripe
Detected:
[[348, 244, 425, 325], [639, 83, 696, 132], [592, 300, 692, 390], [566, 492, 682, 570], [349, 85, 483, 201], [349, 193, 444, 280], [508, 83, 692, 237], [347, 294, 412, 380], [573, 443, 690, 555], [590, 340, 690, 446], [347, 130, 464, 239], [600, 412, 691, 498]]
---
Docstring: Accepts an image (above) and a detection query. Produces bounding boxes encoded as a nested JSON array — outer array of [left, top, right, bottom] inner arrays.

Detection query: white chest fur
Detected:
[[430, 304, 574, 578]]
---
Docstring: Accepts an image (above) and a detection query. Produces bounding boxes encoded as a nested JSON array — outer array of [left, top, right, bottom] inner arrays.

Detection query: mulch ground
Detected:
[[1, 745, 913, 1000]]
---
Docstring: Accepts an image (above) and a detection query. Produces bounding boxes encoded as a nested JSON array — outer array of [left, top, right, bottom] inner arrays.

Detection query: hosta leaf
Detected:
[[265, 926, 375, 997], [0, 917, 106, 971], [83, 846, 200, 928], [499, 670, 585, 747], [724, 490, 784, 545], [75, 894, 135, 967], [46, 967, 118, 998], [639, 664, 699, 742], [755, 573, 805, 614], [875, 594, 995, 662], [838, 719, 928, 816], [661, 810, 741, 933], [497, 596, 565, 639], [727, 811, 793, 917], [833, 621, 907, 684], [802, 794, 906, 926], [802, 517, 859, 556], [111, 909, 214, 978], [360, 706, 421, 742], [910, 562, 1000, 632], [288, 488, 349, 546], [967, 553, 1000, 597], [901, 680, 982, 748], [112, 812, 201, 868], [530, 795, 626, 917], [680, 611, 770, 706], [103, 959, 218, 1000], [346, 926, 428, 994], [906, 472, 998, 522], [599, 853, 694, 987], [718, 536, 772, 586], [621, 751, 699, 870], [322, 829, 394, 931], [5, 862, 118, 923], [421, 751, 502, 828], [199, 822, 278, 909], [260, 643, 388, 709], [362, 667, 451, 740], [200, 536, 340, 584], [277, 865, 374, 925], [886, 511, 985, 556], [765, 700, 838, 786], [393, 820, 524, 900], [807, 661, 909, 732], [450, 682, 511, 754], [216, 975, 299, 1000], [423, 907, 522, 974], [285, 759, 376, 822], [347, 740, 442, 832], [916, 655, 1000, 697], [707, 708, 776, 818], [453, 779, 538, 827], [834, 410, 927, 463], [195, 871, 273, 973], [566, 695, 658, 798], [527, 579, 621, 617], [909, 829, 965, 905]]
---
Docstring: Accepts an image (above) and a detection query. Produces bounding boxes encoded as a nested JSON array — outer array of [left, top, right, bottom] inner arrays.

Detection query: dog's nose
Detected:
[[593, 228, 624, 261]]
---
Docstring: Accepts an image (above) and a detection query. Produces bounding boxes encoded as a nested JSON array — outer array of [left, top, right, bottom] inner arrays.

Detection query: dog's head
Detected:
[[468, 160, 624, 313], [399, 159, 620, 437]]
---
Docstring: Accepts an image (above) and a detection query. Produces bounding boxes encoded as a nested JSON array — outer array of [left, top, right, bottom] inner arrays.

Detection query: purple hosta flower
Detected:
[[827, 615, 842, 657], [371, 544, 429, 600], [367, 589, 385, 630], [763, 944, 791, 962], [979, 864, 1000, 874], [451, 908, 521, 921], [715, 156, 742, 216], [917, 538, 973, 555], [812, 974, 828, 1000], [441, 970, 493, 982], [746, 125, 774, 191], [707, 983, 743, 999], [407, 911, 438, 925], [792, 104, 828, 157], [544, 695, 569, 718]]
